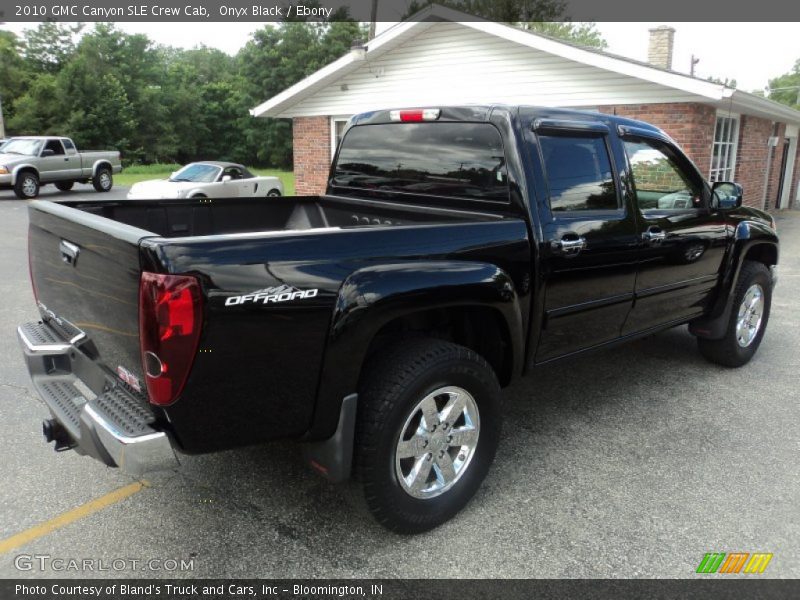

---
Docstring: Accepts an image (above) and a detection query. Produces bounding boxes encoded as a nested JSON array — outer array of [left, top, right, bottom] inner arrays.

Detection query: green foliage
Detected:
[[768, 59, 800, 109], [707, 76, 737, 88], [1, 20, 365, 167], [522, 22, 607, 50], [402, 0, 605, 49]]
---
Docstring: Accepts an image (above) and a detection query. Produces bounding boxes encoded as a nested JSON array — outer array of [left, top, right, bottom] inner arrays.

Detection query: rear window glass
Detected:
[[332, 123, 509, 203], [538, 133, 618, 212]]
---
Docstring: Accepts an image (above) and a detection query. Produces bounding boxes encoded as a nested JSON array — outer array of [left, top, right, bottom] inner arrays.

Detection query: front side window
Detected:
[[332, 122, 509, 203], [44, 139, 65, 155], [538, 133, 618, 212], [623, 138, 704, 212], [709, 115, 739, 183]]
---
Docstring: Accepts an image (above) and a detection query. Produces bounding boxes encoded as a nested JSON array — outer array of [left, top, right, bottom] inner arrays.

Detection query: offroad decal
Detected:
[[224, 285, 319, 307]]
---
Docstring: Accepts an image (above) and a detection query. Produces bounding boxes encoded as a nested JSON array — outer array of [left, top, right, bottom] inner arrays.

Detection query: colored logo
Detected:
[[696, 552, 773, 574]]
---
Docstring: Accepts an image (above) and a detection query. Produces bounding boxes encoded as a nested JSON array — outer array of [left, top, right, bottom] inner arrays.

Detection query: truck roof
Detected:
[[6, 136, 71, 140], [350, 105, 664, 136]]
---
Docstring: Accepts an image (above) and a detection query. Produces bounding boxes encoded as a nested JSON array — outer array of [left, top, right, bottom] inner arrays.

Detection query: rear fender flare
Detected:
[[309, 260, 524, 439], [91, 160, 112, 177]]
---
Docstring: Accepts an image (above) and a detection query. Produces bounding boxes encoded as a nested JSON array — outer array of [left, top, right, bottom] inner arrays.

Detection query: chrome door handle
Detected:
[[551, 236, 587, 256], [642, 227, 667, 245]]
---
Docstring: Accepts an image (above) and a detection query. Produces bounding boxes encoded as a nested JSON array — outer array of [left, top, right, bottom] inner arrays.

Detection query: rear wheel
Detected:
[[697, 261, 772, 367], [92, 167, 113, 192], [267, 189, 281, 197], [352, 338, 501, 533], [14, 171, 40, 199], [55, 181, 74, 192]]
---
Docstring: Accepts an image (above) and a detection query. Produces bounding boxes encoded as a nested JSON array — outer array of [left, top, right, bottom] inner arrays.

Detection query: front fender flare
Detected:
[[11, 164, 39, 185], [307, 260, 524, 440], [690, 220, 778, 339]]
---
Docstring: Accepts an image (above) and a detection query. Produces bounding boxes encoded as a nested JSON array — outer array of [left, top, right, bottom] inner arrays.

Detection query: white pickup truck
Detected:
[[0, 136, 122, 199]]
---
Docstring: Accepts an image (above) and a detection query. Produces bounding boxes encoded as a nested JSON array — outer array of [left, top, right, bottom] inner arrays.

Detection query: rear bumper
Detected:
[[17, 321, 179, 476]]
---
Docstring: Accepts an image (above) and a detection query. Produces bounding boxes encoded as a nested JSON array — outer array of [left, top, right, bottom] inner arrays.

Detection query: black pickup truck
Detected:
[[18, 106, 778, 533]]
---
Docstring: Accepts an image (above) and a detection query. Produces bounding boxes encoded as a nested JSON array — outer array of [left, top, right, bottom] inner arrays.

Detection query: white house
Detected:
[[252, 5, 800, 210]]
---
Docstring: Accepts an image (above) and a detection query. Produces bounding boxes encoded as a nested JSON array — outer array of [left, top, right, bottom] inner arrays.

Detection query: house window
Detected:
[[709, 114, 739, 183], [330, 117, 351, 159]]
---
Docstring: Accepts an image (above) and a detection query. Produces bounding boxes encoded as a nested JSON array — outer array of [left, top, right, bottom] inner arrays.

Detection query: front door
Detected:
[[620, 133, 728, 334], [38, 139, 71, 183], [531, 123, 639, 362]]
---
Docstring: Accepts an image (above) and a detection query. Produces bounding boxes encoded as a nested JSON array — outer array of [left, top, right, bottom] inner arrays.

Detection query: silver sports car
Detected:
[[127, 161, 284, 199]]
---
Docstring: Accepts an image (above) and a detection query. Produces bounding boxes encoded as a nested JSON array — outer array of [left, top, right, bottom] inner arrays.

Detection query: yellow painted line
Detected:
[[0, 480, 149, 555]]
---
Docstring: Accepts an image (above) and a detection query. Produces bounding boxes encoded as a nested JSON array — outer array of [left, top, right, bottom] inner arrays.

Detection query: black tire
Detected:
[[14, 171, 40, 199], [267, 189, 281, 197], [352, 338, 501, 533], [191, 194, 207, 199], [697, 260, 772, 368], [92, 167, 113, 192], [55, 181, 74, 192]]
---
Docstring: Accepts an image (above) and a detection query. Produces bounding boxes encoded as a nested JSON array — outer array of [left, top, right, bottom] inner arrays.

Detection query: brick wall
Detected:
[[598, 103, 716, 178], [293, 116, 330, 195]]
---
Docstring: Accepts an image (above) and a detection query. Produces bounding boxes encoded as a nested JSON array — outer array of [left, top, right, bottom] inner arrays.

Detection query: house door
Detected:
[[776, 136, 797, 209]]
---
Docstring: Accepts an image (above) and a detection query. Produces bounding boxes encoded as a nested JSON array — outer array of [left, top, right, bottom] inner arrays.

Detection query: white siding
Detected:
[[280, 22, 701, 118]]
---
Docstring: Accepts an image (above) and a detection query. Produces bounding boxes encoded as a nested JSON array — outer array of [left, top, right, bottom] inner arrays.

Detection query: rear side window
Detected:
[[63, 139, 76, 151], [332, 123, 509, 203], [538, 133, 618, 212]]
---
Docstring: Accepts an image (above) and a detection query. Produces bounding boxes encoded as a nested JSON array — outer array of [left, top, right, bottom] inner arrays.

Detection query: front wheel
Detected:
[[267, 189, 281, 197], [92, 167, 113, 192], [14, 171, 40, 199], [352, 338, 501, 533], [697, 260, 772, 367]]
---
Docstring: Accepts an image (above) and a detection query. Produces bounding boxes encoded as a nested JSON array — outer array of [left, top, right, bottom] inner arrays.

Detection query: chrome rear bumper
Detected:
[[17, 321, 179, 476]]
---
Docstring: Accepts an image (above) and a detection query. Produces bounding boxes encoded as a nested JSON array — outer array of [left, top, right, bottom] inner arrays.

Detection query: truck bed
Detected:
[[68, 195, 501, 238]]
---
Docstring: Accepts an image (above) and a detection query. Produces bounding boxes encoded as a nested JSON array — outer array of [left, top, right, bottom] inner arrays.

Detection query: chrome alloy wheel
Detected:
[[22, 176, 37, 197], [736, 283, 765, 348], [98, 171, 112, 190], [395, 386, 480, 500]]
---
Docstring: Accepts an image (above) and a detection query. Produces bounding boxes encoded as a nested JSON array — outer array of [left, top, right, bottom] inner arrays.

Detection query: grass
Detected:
[[115, 164, 295, 196]]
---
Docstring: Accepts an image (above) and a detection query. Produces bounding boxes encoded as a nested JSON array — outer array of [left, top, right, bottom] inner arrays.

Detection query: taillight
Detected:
[[389, 108, 441, 122], [139, 272, 203, 406]]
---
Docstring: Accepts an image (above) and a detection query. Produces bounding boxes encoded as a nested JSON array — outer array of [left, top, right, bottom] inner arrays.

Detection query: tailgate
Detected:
[[28, 201, 152, 389]]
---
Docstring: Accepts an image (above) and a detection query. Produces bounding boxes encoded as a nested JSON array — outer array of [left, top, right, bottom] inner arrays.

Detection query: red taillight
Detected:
[[139, 272, 203, 406], [389, 108, 441, 122]]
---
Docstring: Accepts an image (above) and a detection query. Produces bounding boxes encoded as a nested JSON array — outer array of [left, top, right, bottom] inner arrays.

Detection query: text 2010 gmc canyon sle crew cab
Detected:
[[18, 106, 778, 533]]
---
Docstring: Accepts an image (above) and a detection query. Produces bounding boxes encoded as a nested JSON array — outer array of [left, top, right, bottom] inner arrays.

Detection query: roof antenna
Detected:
[[690, 55, 700, 77]]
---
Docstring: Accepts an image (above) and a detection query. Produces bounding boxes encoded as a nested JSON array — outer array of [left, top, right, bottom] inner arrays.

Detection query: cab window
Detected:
[[538, 133, 619, 212], [623, 137, 705, 212]]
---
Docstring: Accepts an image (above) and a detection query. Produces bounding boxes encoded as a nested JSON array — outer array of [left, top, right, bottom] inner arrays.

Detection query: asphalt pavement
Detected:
[[0, 189, 797, 578]]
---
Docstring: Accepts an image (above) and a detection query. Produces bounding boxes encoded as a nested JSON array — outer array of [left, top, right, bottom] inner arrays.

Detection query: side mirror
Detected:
[[42, 149, 55, 157], [170, 171, 177, 179], [712, 181, 743, 209], [221, 175, 232, 183]]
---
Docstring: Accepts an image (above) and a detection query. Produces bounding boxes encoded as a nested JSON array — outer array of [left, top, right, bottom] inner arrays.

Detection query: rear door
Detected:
[[619, 129, 728, 334], [530, 120, 639, 362]]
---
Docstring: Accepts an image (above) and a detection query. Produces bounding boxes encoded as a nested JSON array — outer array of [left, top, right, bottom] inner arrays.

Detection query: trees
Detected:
[[768, 59, 800, 109]]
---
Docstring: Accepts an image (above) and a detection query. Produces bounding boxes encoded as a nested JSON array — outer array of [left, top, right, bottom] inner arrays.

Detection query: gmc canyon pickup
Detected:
[[18, 106, 778, 533], [0, 136, 121, 199]]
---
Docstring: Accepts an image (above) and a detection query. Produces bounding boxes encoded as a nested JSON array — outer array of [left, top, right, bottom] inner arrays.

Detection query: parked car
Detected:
[[0, 136, 121, 199], [18, 106, 778, 533], [126, 162, 283, 200]]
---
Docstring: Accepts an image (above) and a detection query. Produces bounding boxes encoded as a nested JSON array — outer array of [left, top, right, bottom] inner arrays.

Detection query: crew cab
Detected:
[[18, 106, 778, 533], [0, 136, 122, 199]]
